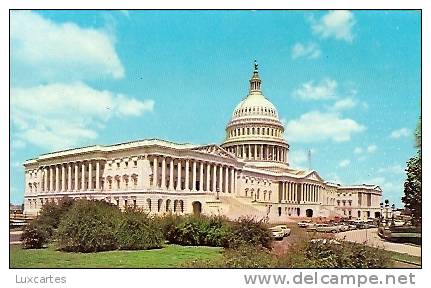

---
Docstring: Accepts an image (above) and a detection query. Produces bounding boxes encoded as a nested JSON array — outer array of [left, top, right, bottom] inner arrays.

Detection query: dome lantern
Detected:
[[249, 60, 262, 93]]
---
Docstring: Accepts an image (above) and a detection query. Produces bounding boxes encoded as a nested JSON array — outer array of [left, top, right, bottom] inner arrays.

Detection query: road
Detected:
[[336, 228, 421, 257]]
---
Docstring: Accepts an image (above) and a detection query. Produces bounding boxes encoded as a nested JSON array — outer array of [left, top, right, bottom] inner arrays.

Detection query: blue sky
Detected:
[[10, 10, 421, 206]]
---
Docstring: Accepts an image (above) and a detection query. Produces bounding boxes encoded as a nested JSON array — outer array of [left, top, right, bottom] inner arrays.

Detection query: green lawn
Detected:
[[10, 244, 223, 268], [389, 251, 421, 267]]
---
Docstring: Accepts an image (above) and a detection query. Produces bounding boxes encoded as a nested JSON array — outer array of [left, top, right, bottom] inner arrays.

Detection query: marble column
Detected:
[[55, 165, 60, 192], [81, 162, 85, 191], [60, 164, 65, 191], [254, 145, 257, 160], [224, 165, 229, 193], [206, 162, 211, 191], [68, 164, 72, 191], [230, 168, 234, 193], [199, 162, 204, 191], [301, 183, 305, 203], [161, 157, 166, 189], [153, 157, 158, 188], [96, 161, 100, 190], [185, 159, 190, 191], [192, 161, 197, 191], [219, 165, 223, 192], [176, 160, 182, 191], [212, 164, 217, 192], [88, 161, 93, 190], [169, 158, 174, 190], [44, 167, 48, 192], [74, 163, 78, 190]]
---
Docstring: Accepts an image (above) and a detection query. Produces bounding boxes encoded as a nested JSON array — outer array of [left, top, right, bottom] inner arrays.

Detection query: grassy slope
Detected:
[[10, 244, 223, 268]]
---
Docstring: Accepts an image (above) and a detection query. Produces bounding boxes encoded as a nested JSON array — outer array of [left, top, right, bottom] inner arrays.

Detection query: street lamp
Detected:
[[384, 200, 390, 226], [379, 202, 383, 226], [216, 188, 220, 200], [391, 204, 396, 226]]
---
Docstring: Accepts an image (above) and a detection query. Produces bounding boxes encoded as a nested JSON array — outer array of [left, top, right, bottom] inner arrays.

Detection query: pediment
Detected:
[[304, 171, 324, 182], [191, 145, 236, 159]]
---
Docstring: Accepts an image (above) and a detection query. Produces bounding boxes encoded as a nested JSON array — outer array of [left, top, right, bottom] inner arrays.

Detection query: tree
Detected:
[[402, 116, 421, 225]]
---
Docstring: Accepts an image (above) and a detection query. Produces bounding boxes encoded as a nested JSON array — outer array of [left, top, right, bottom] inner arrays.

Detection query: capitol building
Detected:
[[23, 64, 383, 221]]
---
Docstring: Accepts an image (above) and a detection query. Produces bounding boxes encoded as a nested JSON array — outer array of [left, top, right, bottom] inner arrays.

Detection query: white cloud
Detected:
[[11, 139, 26, 149], [11, 82, 154, 150], [289, 150, 308, 168], [11, 10, 124, 85], [377, 164, 404, 175], [367, 144, 378, 153], [291, 42, 321, 59], [366, 176, 399, 193], [338, 159, 350, 168], [293, 78, 337, 101], [353, 147, 363, 154], [286, 111, 366, 143], [329, 97, 357, 111], [311, 10, 356, 43], [390, 128, 410, 139]]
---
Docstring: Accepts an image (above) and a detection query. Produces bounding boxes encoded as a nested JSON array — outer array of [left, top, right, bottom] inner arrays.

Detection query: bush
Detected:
[[277, 239, 392, 268], [21, 197, 75, 249], [116, 210, 164, 250], [229, 216, 272, 249], [56, 200, 120, 252], [21, 220, 49, 249], [159, 214, 232, 247]]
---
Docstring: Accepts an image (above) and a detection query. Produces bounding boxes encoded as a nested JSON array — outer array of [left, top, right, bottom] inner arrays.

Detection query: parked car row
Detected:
[[269, 225, 291, 240], [298, 218, 379, 233]]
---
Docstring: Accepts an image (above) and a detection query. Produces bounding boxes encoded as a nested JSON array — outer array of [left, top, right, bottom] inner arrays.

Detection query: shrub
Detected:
[[21, 220, 49, 249], [56, 199, 120, 252], [229, 216, 272, 249], [21, 197, 75, 249], [157, 213, 183, 244], [277, 239, 392, 268], [116, 210, 164, 250], [159, 214, 233, 247]]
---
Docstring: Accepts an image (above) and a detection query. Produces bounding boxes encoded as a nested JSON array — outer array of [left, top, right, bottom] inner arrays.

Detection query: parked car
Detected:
[[315, 223, 342, 233], [338, 223, 350, 232], [342, 221, 357, 230], [273, 225, 291, 236], [298, 220, 313, 228], [306, 223, 318, 232], [269, 227, 284, 240]]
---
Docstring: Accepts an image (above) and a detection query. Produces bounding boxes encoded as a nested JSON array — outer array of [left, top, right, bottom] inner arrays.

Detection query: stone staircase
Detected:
[[218, 196, 268, 221]]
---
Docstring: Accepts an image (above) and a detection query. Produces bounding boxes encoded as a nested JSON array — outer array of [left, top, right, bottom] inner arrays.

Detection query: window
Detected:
[[117, 163, 120, 168], [134, 160, 138, 167], [133, 199, 137, 208], [125, 162, 129, 167]]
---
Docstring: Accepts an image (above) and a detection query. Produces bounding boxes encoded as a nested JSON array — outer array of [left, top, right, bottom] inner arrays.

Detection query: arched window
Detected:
[[166, 199, 171, 212], [147, 198, 152, 211], [158, 199, 163, 212]]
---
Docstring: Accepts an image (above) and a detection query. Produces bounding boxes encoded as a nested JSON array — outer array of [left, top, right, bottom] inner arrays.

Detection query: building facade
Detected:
[[22, 64, 382, 221]]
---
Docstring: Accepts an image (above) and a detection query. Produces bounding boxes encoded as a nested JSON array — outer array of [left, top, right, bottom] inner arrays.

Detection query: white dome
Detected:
[[232, 92, 279, 120]]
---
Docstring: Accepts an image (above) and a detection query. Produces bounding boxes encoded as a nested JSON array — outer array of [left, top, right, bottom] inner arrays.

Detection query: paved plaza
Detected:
[[336, 228, 421, 257]]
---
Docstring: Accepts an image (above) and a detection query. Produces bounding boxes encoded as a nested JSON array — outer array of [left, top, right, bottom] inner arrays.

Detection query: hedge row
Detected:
[[22, 198, 272, 252]]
